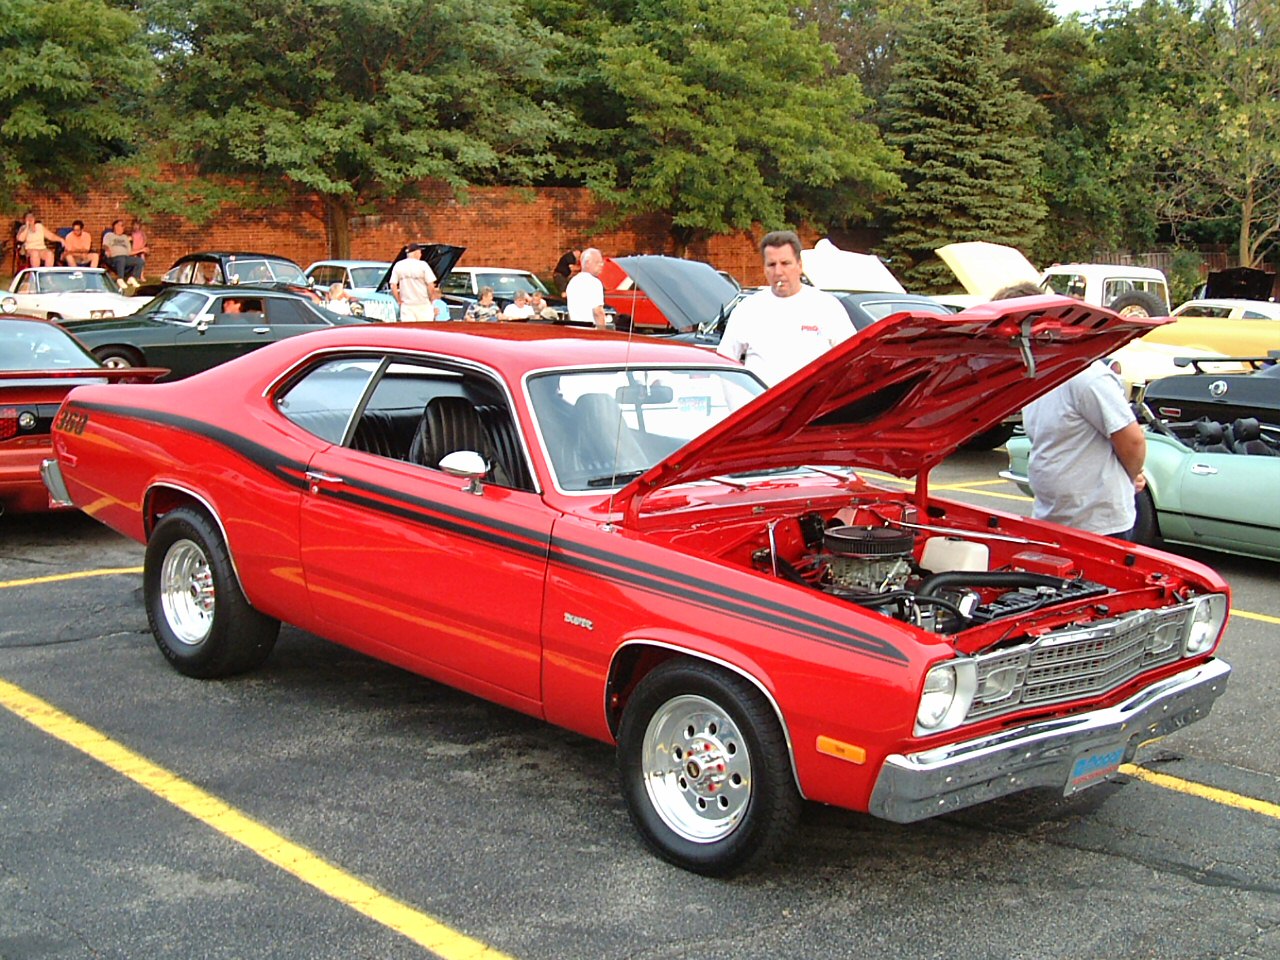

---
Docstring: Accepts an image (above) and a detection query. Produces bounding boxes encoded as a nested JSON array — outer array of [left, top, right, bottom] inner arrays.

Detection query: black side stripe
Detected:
[[75, 398, 907, 664], [549, 541, 908, 664]]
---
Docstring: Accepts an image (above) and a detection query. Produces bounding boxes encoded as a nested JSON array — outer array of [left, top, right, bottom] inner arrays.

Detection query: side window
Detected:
[[275, 358, 379, 443], [352, 362, 534, 490], [310, 266, 338, 287], [439, 273, 471, 296], [16, 273, 34, 294], [1042, 274, 1084, 299], [262, 298, 316, 325]]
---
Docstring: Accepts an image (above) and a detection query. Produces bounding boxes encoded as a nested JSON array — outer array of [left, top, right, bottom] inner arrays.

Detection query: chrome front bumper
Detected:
[[41, 458, 73, 507], [868, 657, 1230, 823]]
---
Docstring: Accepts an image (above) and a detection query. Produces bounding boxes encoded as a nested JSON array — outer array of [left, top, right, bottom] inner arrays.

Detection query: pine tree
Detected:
[[879, 0, 1047, 291]]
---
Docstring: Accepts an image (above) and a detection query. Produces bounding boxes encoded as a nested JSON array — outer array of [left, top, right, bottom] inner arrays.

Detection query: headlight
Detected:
[[1184, 593, 1227, 656], [17, 410, 37, 430], [914, 660, 976, 736]]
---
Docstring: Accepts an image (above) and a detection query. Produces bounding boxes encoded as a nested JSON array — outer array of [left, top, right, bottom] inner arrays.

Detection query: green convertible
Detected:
[[1003, 406, 1280, 563]]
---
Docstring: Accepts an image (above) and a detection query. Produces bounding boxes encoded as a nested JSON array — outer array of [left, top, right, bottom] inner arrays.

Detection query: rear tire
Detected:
[[617, 659, 801, 876], [144, 507, 279, 678]]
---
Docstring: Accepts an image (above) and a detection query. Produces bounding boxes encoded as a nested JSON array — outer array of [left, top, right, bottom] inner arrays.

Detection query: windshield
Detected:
[[38, 271, 117, 295], [226, 258, 307, 284], [0, 319, 100, 370], [528, 366, 764, 492], [133, 289, 211, 324], [475, 272, 551, 297]]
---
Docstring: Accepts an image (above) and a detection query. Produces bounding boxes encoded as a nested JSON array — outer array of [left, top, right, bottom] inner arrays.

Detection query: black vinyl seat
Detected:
[[409, 396, 511, 485], [1229, 417, 1280, 456], [569, 393, 649, 479]]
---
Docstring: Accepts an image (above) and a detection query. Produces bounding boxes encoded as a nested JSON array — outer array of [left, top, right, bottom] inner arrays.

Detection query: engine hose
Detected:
[[836, 589, 967, 620], [917, 571, 1070, 599]]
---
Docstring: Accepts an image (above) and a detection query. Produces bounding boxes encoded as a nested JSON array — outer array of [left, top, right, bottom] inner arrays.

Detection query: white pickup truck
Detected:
[[936, 242, 1171, 317]]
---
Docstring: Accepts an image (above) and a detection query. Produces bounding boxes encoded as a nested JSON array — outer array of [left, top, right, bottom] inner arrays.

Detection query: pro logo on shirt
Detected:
[[800, 324, 820, 333]]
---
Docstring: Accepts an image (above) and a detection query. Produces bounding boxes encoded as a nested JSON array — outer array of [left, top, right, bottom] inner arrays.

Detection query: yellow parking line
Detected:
[[0, 679, 513, 960], [0, 567, 143, 589], [933, 479, 1011, 490], [1122, 763, 1280, 820], [1235, 610, 1280, 626]]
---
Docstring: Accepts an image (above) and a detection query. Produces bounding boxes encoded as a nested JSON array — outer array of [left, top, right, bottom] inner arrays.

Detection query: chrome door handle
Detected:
[[253, 326, 270, 334], [1190, 464, 1218, 475], [305, 470, 345, 484]]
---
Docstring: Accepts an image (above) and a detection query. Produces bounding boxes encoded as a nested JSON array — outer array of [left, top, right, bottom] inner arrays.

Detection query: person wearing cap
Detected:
[[390, 244, 437, 322]]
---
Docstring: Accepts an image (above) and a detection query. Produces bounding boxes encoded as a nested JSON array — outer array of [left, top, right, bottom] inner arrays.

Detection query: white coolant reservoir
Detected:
[[921, 536, 989, 573]]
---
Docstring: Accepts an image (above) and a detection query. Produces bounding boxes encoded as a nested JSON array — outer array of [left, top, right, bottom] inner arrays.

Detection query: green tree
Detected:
[[0, 0, 154, 209], [878, 0, 1047, 290], [583, 0, 901, 255], [142, 0, 572, 256], [1119, 0, 1280, 268]]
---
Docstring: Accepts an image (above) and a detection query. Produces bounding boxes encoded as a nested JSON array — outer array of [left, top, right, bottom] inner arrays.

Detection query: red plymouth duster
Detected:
[[42, 295, 1231, 874]]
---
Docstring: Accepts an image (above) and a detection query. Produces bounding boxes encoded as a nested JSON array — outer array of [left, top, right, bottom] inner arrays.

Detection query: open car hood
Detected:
[[801, 238, 905, 293], [609, 256, 740, 332], [614, 296, 1160, 518], [1203, 267, 1274, 301], [376, 244, 465, 293], [935, 242, 1041, 299]]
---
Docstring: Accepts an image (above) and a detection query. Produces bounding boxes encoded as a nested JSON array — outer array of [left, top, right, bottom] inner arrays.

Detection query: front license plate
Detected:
[[1064, 743, 1127, 796]]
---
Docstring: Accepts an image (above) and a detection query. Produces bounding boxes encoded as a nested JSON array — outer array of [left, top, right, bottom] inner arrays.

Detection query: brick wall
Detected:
[[10, 171, 792, 286]]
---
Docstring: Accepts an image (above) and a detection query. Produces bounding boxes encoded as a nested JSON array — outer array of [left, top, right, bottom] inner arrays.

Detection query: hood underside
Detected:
[[935, 242, 1041, 299], [615, 296, 1160, 517], [609, 256, 740, 332], [801, 239, 906, 293]]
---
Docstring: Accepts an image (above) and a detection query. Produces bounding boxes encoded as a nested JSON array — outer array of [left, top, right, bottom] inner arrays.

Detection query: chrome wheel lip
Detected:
[[641, 693, 751, 844], [159, 538, 215, 646], [100, 356, 134, 368]]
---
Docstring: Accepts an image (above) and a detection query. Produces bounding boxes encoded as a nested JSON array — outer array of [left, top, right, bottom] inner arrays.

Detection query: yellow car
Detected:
[[1143, 298, 1280, 355]]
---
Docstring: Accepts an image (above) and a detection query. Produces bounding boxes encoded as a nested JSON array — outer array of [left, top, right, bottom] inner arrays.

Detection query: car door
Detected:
[[293, 356, 551, 703], [1177, 452, 1279, 554]]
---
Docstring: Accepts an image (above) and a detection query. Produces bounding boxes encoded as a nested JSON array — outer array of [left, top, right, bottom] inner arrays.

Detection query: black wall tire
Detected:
[[962, 422, 1017, 451], [95, 346, 142, 368], [1107, 291, 1166, 318], [144, 507, 279, 678], [617, 659, 801, 876], [1131, 487, 1159, 546]]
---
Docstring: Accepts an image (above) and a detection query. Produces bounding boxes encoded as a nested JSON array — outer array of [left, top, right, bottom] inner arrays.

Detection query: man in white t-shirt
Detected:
[[566, 247, 609, 330], [390, 245, 437, 322], [716, 230, 854, 387]]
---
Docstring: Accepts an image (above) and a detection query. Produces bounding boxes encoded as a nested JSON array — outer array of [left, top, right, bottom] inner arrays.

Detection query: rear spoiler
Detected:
[[0, 367, 169, 383]]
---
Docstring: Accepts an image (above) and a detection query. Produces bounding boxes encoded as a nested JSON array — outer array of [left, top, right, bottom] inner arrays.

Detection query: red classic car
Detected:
[[42, 298, 1232, 875], [1, 315, 165, 515]]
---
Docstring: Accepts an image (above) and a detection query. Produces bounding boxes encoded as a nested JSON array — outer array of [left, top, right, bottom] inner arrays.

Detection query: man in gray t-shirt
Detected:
[[1021, 360, 1147, 538]]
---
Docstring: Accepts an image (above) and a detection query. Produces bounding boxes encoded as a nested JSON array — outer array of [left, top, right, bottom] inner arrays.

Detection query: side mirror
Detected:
[[196, 319, 210, 334], [439, 450, 488, 495]]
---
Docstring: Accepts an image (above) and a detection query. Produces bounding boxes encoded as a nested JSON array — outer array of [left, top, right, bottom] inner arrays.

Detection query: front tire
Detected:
[[1130, 486, 1159, 546], [617, 659, 801, 876], [95, 346, 142, 368], [144, 507, 279, 678]]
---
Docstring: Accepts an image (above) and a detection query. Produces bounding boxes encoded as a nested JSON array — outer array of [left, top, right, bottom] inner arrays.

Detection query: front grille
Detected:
[[964, 604, 1191, 722]]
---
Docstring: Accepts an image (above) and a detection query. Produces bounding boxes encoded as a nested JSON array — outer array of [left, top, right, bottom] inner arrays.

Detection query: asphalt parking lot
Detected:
[[2, 448, 1278, 960]]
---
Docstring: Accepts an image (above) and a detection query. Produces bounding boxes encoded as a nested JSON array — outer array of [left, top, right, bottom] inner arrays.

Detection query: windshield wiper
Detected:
[[585, 469, 647, 488]]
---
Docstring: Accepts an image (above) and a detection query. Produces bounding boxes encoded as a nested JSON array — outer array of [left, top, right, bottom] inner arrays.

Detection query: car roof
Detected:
[[1175, 298, 1280, 311], [163, 284, 316, 299], [175, 251, 301, 262], [305, 260, 391, 270], [453, 266, 536, 274], [17, 266, 109, 273], [1046, 263, 1168, 281]]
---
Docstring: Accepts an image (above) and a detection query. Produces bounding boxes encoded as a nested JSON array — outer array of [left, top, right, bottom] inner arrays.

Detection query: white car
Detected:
[[3, 268, 145, 321], [936, 242, 1172, 317], [1170, 298, 1280, 321]]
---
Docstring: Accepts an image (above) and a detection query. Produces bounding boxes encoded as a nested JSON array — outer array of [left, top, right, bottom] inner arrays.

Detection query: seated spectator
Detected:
[[429, 281, 450, 321], [464, 286, 501, 322], [61, 220, 99, 268], [529, 291, 558, 321], [130, 219, 150, 280], [17, 211, 56, 268], [102, 219, 144, 286], [501, 289, 535, 320], [325, 283, 353, 314]]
